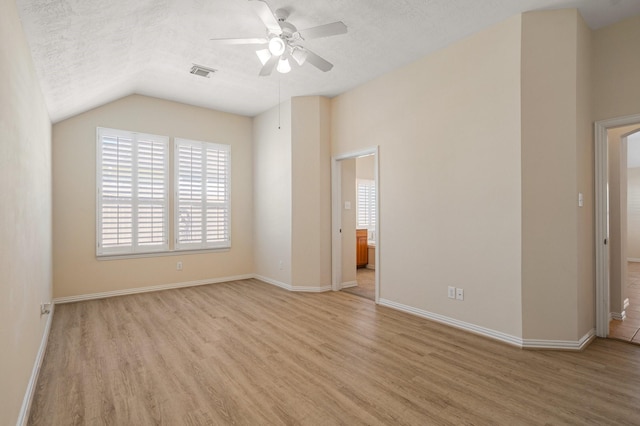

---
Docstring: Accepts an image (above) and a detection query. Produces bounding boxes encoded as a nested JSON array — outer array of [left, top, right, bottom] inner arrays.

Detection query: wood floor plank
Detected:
[[29, 279, 640, 425]]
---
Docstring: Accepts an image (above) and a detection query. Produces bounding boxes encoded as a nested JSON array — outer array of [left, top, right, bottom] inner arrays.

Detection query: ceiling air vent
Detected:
[[190, 64, 217, 78]]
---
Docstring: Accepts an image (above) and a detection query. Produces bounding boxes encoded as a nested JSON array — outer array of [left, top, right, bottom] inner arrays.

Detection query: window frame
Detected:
[[96, 127, 170, 257]]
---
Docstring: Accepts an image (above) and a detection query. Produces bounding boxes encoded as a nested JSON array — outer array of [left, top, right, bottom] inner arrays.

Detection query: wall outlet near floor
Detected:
[[176, 261, 183, 271], [40, 302, 51, 315], [456, 288, 464, 301], [447, 286, 456, 299], [279, 260, 283, 270]]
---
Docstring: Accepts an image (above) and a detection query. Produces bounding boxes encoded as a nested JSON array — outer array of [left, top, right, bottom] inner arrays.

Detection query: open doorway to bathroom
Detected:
[[331, 148, 379, 302]]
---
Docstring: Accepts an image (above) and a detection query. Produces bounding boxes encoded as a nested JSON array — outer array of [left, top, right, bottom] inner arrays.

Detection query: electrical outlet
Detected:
[[447, 286, 456, 299], [177, 261, 183, 271], [456, 288, 464, 301], [279, 260, 283, 270]]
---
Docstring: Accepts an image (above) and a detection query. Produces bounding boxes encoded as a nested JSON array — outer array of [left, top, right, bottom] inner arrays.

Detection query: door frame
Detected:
[[595, 113, 640, 337], [331, 146, 380, 303]]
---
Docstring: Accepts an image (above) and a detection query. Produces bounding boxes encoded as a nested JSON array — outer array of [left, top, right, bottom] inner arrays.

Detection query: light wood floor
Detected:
[[341, 268, 375, 300], [30, 279, 640, 425], [609, 262, 640, 344]]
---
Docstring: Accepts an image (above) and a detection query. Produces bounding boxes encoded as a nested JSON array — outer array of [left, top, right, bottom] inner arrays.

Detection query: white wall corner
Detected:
[[17, 305, 55, 426]]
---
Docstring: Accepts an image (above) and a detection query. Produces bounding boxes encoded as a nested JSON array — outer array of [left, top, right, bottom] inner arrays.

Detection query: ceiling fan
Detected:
[[210, 0, 347, 76]]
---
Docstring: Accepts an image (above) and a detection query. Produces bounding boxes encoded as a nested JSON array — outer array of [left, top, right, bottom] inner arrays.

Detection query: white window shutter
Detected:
[[175, 138, 230, 250], [97, 128, 168, 256]]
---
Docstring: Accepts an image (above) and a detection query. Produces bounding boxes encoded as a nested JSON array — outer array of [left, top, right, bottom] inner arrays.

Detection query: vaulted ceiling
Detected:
[[16, 0, 640, 123]]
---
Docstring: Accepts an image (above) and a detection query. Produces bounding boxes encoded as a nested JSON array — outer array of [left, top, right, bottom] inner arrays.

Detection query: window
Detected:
[[175, 138, 231, 250], [357, 179, 376, 231], [97, 128, 169, 255]]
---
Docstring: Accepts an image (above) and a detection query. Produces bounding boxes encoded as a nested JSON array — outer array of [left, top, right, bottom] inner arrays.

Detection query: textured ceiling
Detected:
[[15, 0, 640, 123]]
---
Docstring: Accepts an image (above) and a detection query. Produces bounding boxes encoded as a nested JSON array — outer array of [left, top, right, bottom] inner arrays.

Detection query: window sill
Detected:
[[97, 247, 230, 261]]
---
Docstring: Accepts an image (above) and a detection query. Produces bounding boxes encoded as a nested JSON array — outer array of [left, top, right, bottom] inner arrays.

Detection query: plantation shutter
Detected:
[[97, 128, 168, 255], [175, 138, 230, 250], [357, 179, 376, 230]]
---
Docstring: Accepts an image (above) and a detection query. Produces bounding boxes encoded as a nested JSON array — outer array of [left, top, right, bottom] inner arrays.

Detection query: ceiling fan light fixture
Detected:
[[277, 57, 291, 74], [291, 47, 308, 66], [268, 37, 285, 56], [256, 49, 271, 65]]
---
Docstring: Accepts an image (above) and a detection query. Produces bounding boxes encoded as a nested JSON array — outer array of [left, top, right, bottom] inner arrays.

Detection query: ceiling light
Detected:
[[268, 37, 285, 56], [291, 47, 308, 66], [256, 49, 271, 65], [277, 57, 291, 74]]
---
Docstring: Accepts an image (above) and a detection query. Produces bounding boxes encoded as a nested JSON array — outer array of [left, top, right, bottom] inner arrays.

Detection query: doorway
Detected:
[[331, 147, 379, 303], [595, 114, 640, 337]]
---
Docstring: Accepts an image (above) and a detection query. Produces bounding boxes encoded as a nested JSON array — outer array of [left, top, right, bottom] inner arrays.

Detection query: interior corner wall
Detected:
[[52, 95, 254, 298], [331, 15, 523, 337], [0, 1, 53, 424], [520, 9, 582, 341], [575, 11, 595, 340], [253, 100, 293, 285], [627, 167, 640, 259], [608, 125, 640, 315], [592, 14, 640, 122], [291, 96, 331, 288]]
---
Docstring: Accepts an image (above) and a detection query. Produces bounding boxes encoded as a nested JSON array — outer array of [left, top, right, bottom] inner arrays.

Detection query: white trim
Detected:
[[17, 304, 54, 426], [610, 311, 627, 321], [341, 281, 358, 289], [379, 298, 595, 351], [365, 265, 375, 270], [522, 329, 596, 351], [627, 258, 640, 262], [595, 114, 640, 338], [53, 274, 253, 304], [253, 275, 331, 292]]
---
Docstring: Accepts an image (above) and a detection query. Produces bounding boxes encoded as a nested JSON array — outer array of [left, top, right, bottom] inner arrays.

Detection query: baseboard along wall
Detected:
[[17, 304, 54, 426]]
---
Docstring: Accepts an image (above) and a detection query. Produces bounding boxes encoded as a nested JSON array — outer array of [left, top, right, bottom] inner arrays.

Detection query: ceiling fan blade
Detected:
[[210, 37, 268, 45], [298, 21, 347, 40], [249, 0, 282, 35], [304, 49, 334, 72], [259, 54, 278, 76]]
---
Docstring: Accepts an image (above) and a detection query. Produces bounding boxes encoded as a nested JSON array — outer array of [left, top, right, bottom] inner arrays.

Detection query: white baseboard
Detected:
[[365, 265, 375, 270], [627, 258, 640, 262], [341, 281, 357, 289], [253, 275, 331, 292], [17, 304, 55, 426], [53, 274, 254, 304], [378, 298, 522, 347], [522, 329, 596, 351], [379, 298, 595, 351], [610, 311, 627, 321]]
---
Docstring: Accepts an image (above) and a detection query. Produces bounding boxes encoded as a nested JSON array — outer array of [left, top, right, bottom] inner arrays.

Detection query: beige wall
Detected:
[[341, 159, 357, 285], [607, 126, 639, 315], [0, 1, 52, 424], [332, 15, 523, 337], [291, 97, 332, 288], [356, 155, 375, 180], [593, 14, 640, 122], [253, 101, 292, 285], [628, 167, 640, 259], [521, 10, 591, 341], [575, 11, 595, 342], [52, 95, 254, 298]]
